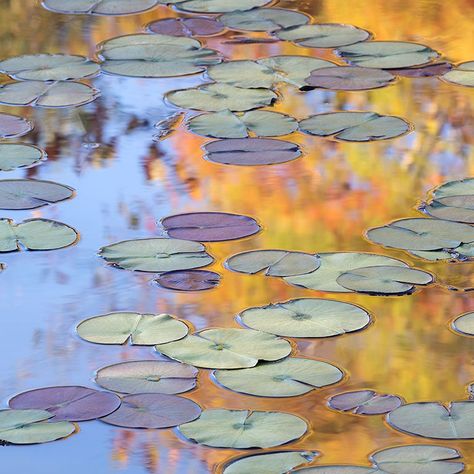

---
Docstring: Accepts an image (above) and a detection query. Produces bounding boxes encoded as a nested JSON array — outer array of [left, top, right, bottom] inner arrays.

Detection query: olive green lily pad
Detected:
[[328, 389, 404, 415], [0, 112, 33, 138], [155, 328, 291, 369], [166, 83, 277, 112], [284, 252, 409, 293], [42, 0, 160, 15], [407, 249, 456, 261], [451, 312, 474, 336], [0, 409, 75, 444], [187, 110, 298, 138], [422, 195, 474, 224], [225, 249, 320, 276], [299, 112, 410, 142], [214, 357, 343, 397], [98, 238, 214, 272], [0, 144, 45, 171], [239, 298, 371, 338], [77, 312, 189, 345], [337, 41, 440, 69], [433, 178, 474, 199], [178, 409, 307, 448], [174, 0, 272, 14], [442, 61, 474, 87]]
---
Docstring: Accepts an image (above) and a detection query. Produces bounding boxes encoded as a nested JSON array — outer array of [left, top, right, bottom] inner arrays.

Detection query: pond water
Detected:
[[0, 0, 473, 472]]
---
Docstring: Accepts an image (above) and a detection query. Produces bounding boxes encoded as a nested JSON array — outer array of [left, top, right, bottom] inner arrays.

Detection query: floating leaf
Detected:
[[422, 195, 474, 224], [155, 328, 291, 369], [276, 24, 371, 48], [225, 249, 320, 277], [0, 409, 75, 444], [239, 298, 371, 338], [0, 179, 74, 210], [155, 270, 220, 291], [98, 238, 214, 272], [442, 61, 474, 87], [451, 312, 474, 336], [299, 112, 410, 142], [166, 83, 277, 112], [0, 144, 45, 171], [328, 390, 403, 415], [77, 312, 189, 345], [187, 110, 298, 139], [391, 62, 453, 78], [95, 360, 198, 394], [337, 41, 439, 69], [178, 409, 307, 448], [100, 393, 201, 429], [42, 0, 160, 15], [204, 138, 302, 166], [433, 178, 474, 200], [174, 0, 272, 14], [147, 17, 225, 37], [0, 113, 33, 138], [214, 357, 343, 397]]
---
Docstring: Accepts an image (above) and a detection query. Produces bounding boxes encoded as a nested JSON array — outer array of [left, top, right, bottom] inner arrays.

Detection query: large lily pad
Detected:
[[442, 61, 474, 87], [173, 0, 272, 14], [0, 112, 33, 138], [451, 312, 474, 336], [422, 195, 474, 224], [328, 390, 403, 415], [0, 144, 45, 171], [155, 328, 291, 369], [147, 17, 225, 37], [100, 393, 201, 428], [155, 270, 220, 291], [432, 178, 474, 199], [214, 357, 343, 397], [95, 360, 198, 394], [77, 312, 189, 345], [391, 62, 453, 78], [239, 298, 371, 338], [98, 238, 214, 272], [178, 409, 307, 448], [42, 0, 160, 15]]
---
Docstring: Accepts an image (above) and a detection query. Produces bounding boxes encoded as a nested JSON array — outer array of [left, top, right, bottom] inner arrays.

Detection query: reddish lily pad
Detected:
[[391, 62, 453, 77], [147, 17, 225, 37], [0, 113, 33, 139], [155, 270, 220, 291], [328, 390, 404, 415]]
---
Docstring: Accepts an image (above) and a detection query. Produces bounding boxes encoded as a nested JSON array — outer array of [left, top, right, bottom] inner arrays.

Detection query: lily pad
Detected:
[[0, 113, 33, 138], [77, 312, 189, 345], [166, 83, 277, 112], [100, 393, 201, 429], [432, 178, 474, 199], [147, 17, 225, 37], [391, 62, 453, 78], [155, 270, 220, 291], [98, 238, 214, 272], [155, 328, 291, 369], [95, 360, 198, 394], [42, 0, 160, 15], [442, 61, 474, 87], [299, 112, 411, 142], [178, 409, 307, 448], [9, 386, 121, 422], [214, 357, 343, 397], [0, 144, 45, 171], [187, 110, 298, 139], [328, 390, 403, 415], [0, 409, 75, 444], [239, 298, 371, 338], [337, 41, 440, 69], [204, 138, 302, 166], [0, 179, 74, 210], [422, 195, 474, 224], [173, 0, 272, 14], [225, 249, 321, 277], [451, 312, 474, 336]]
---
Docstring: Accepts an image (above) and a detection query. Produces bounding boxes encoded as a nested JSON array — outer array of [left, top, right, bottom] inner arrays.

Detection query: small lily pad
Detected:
[[155, 270, 220, 291], [422, 195, 474, 224], [433, 178, 474, 199], [178, 409, 307, 448], [442, 61, 474, 87], [328, 390, 403, 415], [147, 17, 225, 37], [0, 144, 45, 171], [214, 357, 343, 397], [95, 360, 198, 394], [391, 62, 453, 77], [0, 113, 33, 138], [451, 312, 474, 336], [100, 393, 201, 429], [77, 312, 189, 345], [173, 0, 272, 14], [42, 0, 160, 15]]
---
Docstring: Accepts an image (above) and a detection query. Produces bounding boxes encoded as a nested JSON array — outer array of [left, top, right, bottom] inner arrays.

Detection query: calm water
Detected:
[[0, 0, 473, 472]]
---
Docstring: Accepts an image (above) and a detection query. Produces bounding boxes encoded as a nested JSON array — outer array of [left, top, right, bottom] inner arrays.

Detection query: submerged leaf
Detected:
[[147, 17, 225, 37], [442, 61, 474, 87], [0, 144, 45, 171], [155, 269, 220, 291], [451, 312, 474, 336], [42, 0, 160, 15], [0, 112, 33, 138], [328, 390, 403, 415]]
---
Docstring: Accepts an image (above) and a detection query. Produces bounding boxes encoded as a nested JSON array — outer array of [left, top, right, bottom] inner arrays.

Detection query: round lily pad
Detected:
[[204, 138, 302, 166], [328, 390, 403, 415], [239, 298, 371, 338], [0, 144, 45, 171], [422, 195, 474, 224], [98, 238, 214, 272], [442, 61, 474, 87], [214, 357, 343, 397], [166, 83, 277, 112], [225, 250, 321, 277], [0, 112, 33, 138], [100, 393, 201, 429], [178, 409, 307, 448], [0, 179, 74, 210], [0, 409, 75, 445], [433, 178, 474, 199], [391, 62, 453, 78], [42, 0, 160, 15], [451, 312, 474, 336], [95, 360, 198, 394], [161, 212, 261, 241], [155, 270, 220, 291], [9, 386, 121, 422], [155, 328, 292, 369], [174, 0, 272, 14], [299, 112, 411, 142], [188, 110, 298, 139], [147, 17, 225, 37], [77, 312, 189, 345]]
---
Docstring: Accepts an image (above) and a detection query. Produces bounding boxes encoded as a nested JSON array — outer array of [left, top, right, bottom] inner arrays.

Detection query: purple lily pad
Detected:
[[204, 138, 302, 166], [100, 393, 201, 428], [9, 386, 121, 421], [328, 389, 403, 415], [0, 112, 33, 138], [155, 270, 221, 291], [147, 17, 225, 37], [391, 62, 453, 77], [161, 212, 261, 242]]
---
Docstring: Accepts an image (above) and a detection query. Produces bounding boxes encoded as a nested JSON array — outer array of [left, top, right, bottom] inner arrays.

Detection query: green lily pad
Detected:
[[422, 195, 474, 224], [225, 249, 320, 276], [42, 0, 160, 15], [407, 249, 456, 261], [337, 41, 440, 69], [442, 61, 474, 87], [214, 357, 343, 397], [451, 312, 474, 336], [284, 252, 409, 293], [77, 312, 189, 345], [239, 298, 371, 338], [98, 238, 214, 272], [0, 112, 33, 139], [166, 83, 277, 112], [178, 409, 307, 448], [173, 0, 272, 14], [155, 328, 291, 369], [0, 144, 45, 171], [299, 112, 410, 142], [0, 409, 75, 444], [328, 389, 403, 415], [146, 17, 225, 37], [187, 110, 298, 139], [433, 178, 474, 200]]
